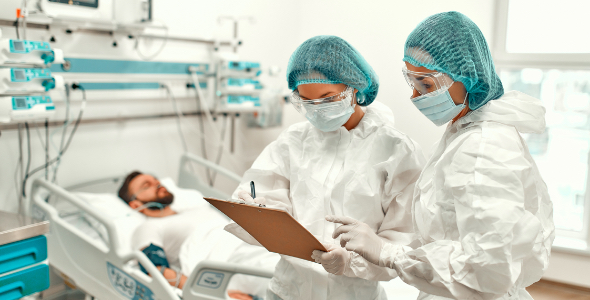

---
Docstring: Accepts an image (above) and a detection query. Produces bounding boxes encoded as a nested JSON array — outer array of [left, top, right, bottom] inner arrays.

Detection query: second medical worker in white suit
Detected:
[[326, 12, 555, 300], [227, 35, 425, 300]]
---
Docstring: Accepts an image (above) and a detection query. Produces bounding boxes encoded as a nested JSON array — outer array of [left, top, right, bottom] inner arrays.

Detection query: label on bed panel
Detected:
[[196, 271, 224, 289], [107, 262, 155, 300]]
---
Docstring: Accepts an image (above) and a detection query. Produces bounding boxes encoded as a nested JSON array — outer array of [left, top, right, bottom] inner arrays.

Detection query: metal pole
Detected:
[[233, 20, 238, 53]]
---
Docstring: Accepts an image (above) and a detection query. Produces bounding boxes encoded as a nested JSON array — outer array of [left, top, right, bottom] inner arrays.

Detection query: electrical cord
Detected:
[[190, 71, 227, 185], [21, 122, 31, 197], [162, 84, 189, 152], [14, 18, 20, 39], [21, 84, 86, 196], [52, 84, 73, 182], [45, 120, 49, 179], [209, 114, 228, 185]]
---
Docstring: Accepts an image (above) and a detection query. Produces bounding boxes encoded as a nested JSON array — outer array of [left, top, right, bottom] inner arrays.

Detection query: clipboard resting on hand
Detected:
[[204, 197, 327, 262]]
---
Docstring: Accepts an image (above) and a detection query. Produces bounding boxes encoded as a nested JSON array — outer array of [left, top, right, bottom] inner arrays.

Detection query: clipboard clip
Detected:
[[233, 200, 266, 208]]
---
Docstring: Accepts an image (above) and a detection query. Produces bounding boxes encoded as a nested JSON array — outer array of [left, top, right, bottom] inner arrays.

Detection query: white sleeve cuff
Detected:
[[343, 252, 398, 281], [379, 242, 410, 269]]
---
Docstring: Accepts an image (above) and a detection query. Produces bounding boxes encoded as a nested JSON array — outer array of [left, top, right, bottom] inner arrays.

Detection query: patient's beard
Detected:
[[146, 193, 174, 210]]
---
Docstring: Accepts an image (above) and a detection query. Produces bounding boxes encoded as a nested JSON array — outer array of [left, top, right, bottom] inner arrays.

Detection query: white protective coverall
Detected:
[[230, 101, 425, 300], [378, 91, 555, 300]]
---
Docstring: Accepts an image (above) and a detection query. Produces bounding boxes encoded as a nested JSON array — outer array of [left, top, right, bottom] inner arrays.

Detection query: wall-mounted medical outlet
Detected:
[[0, 96, 55, 123], [0, 69, 65, 94]]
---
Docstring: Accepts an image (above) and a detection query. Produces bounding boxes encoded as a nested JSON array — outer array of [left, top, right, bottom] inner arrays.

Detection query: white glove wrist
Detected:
[[379, 242, 402, 268]]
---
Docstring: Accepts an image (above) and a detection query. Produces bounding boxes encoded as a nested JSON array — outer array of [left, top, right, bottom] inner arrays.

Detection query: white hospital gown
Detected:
[[379, 91, 555, 300]]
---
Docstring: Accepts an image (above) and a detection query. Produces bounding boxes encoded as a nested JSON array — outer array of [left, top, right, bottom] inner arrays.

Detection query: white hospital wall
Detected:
[[0, 0, 496, 213], [0, 0, 305, 214]]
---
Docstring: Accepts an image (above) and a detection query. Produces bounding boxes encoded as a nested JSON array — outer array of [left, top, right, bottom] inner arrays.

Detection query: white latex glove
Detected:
[[327, 215, 383, 266], [237, 190, 266, 206], [311, 244, 351, 275]]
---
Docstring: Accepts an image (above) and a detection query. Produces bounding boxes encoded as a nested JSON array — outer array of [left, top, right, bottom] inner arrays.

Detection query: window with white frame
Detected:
[[494, 0, 590, 251]]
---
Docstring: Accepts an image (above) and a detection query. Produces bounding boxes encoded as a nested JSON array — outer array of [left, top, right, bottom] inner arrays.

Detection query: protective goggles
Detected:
[[402, 67, 454, 95], [289, 86, 354, 115]]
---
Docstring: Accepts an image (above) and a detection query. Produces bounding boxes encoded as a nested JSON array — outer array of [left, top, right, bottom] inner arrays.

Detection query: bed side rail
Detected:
[[178, 153, 242, 200], [183, 261, 274, 300], [31, 178, 123, 251], [31, 179, 180, 300]]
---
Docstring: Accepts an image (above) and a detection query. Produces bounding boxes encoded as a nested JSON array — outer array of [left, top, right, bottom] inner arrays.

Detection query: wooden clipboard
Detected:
[[204, 197, 327, 262]]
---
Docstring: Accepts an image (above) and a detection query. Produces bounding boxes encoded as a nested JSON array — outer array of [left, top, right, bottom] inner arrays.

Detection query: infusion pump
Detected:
[[0, 95, 55, 123]]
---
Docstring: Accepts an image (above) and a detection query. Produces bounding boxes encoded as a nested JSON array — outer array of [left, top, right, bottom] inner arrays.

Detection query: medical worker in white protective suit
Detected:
[[226, 35, 425, 300], [325, 12, 555, 300]]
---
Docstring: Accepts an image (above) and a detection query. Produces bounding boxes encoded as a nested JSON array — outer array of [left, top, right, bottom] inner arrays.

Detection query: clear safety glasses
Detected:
[[402, 67, 454, 95], [289, 86, 354, 115]]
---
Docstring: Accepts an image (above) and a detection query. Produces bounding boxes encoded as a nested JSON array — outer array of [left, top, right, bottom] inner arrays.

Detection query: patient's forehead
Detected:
[[128, 174, 157, 194]]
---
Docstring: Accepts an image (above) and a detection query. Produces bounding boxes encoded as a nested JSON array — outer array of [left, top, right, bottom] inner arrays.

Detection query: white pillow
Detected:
[[71, 177, 208, 251], [159, 177, 208, 212]]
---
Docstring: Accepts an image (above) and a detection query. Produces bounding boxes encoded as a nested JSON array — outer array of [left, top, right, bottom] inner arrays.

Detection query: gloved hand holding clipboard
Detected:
[[204, 196, 328, 262]]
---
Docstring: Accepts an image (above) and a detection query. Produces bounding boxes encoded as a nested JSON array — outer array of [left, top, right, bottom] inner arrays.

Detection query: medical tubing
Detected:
[[14, 17, 20, 40], [52, 84, 72, 182], [32, 122, 46, 151], [14, 151, 22, 214], [22, 86, 86, 193], [196, 96, 212, 184], [45, 119, 49, 180], [190, 70, 231, 185], [132, 202, 164, 212], [16, 125, 24, 214], [162, 84, 189, 153], [190, 71, 213, 183], [135, 20, 169, 61], [188, 72, 261, 168], [209, 115, 228, 185], [21, 123, 31, 197]]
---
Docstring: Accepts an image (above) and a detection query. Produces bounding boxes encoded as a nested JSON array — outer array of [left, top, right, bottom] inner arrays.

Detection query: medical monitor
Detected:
[[48, 0, 98, 8]]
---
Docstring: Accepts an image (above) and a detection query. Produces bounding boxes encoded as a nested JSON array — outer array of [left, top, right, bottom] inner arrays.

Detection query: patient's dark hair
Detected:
[[118, 171, 142, 204]]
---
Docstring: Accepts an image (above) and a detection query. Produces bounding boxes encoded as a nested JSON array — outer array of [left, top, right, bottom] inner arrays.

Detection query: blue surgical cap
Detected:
[[287, 35, 379, 106], [404, 11, 504, 110]]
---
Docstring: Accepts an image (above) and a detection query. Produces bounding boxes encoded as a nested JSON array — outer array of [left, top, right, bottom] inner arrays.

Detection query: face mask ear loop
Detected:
[[462, 92, 469, 106]]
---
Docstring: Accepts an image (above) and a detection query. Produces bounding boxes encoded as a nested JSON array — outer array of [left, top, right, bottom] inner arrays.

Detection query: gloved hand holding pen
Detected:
[[326, 215, 384, 266], [237, 190, 266, 206]]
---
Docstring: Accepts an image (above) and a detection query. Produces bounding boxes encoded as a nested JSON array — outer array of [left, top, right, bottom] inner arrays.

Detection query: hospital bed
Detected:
[[30, 153, 275, 300], [30, 152, 420, 300]]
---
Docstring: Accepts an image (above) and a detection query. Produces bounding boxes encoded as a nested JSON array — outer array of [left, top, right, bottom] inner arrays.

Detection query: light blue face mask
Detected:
[[303, 95, 356, 132], [411, 88, 467, 126]]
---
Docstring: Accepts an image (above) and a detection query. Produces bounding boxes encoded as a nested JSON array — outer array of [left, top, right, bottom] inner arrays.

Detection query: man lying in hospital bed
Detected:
[[115, 170, 280, 298]]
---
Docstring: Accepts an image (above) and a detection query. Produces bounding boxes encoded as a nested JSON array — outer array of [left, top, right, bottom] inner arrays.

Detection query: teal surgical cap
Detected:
[[287, 35, 379, 106], [404, 11, 504, 110]]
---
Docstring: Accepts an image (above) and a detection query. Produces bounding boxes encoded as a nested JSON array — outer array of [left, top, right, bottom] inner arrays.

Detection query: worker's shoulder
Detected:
[[453, 121, 527, 157], [373, 123, 422, 152]]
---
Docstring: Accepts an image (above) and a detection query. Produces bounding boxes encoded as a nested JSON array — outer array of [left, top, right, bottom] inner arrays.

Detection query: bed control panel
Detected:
[[107, 262, 155, 300]]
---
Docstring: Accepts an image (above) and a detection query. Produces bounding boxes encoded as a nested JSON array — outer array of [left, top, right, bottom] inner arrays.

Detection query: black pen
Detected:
[[250, 181, 256, 199]]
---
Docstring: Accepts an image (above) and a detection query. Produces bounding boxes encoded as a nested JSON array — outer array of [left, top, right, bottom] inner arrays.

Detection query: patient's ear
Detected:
[[129, 200, 141, 210]]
